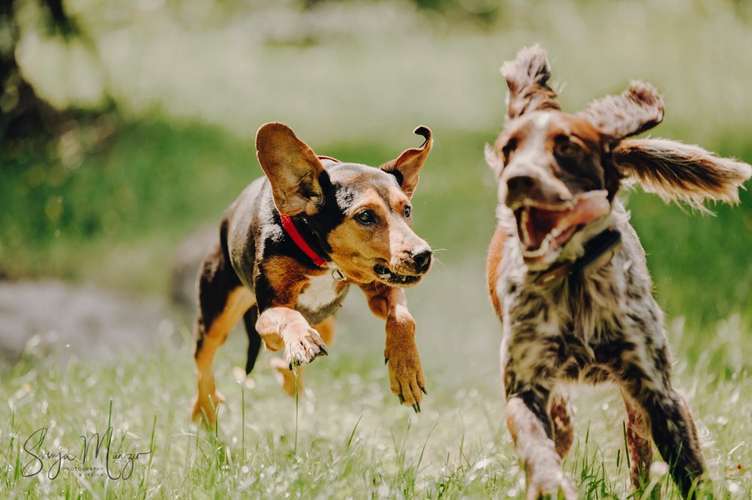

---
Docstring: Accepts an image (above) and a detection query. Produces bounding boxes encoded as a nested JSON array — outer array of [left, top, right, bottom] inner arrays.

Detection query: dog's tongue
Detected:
[[523, 191, 610, 250], [524, 208, 561, 249]]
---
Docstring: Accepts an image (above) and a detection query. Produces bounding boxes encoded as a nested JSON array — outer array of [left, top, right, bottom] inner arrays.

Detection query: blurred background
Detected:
[[2, 0, 750, 358], [1, 0, 751, 496]]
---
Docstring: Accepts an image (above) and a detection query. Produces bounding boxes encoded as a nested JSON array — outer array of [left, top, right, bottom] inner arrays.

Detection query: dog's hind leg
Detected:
[[621, 390, 653, 489], [271, 316, 335, 396], [612, 344, 705, 497], [549, 392, 574, 458], [243, 306, 262, 375], [192, 239, 254, 426]]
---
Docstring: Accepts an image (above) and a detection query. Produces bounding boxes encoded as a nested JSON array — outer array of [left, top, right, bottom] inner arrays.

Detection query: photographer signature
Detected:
[[21, 425, 151, 480]]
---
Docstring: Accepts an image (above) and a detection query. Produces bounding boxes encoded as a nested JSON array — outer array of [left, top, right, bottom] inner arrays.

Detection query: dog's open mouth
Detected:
[[513, 190, 611, 261], [373, 263, 422, 286]]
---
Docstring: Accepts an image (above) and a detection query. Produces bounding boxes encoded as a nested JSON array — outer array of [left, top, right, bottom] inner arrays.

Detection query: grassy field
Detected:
[[2, 0, 752, 497], [1, 119, 751, 498], [0, 295, 750, 498]]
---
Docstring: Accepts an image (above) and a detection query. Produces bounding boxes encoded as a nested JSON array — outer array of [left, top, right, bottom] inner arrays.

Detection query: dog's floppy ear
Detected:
[[381, 126, 433, 198], [580, 81, 664, 140], [501, 45, 560, 119], [256, 122, 327, 216], [613, 138, 752, 209]]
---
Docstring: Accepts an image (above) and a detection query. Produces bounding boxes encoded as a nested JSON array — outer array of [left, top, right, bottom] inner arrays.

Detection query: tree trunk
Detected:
[[0, 0, 86, 142]]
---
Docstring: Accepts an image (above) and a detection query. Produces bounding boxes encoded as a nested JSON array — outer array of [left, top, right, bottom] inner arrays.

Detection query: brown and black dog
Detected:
[[192, 123, 434, 426], [486, 46, 751, 498]]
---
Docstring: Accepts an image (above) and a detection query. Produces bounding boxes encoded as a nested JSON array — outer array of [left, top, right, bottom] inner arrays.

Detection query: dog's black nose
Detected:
[[412, 249, 432, 274], [505, 174, 539, 205]]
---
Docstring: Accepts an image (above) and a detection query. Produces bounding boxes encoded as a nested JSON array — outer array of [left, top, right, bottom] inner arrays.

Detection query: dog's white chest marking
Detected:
[[298, 271, 340, 312]]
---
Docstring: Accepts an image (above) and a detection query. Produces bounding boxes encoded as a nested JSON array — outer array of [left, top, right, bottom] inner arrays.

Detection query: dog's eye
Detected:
[[554, 137, 582, 160], [501, 138, 518, 165], [354, 209, 378, 226], [403, 205, 412, 218]]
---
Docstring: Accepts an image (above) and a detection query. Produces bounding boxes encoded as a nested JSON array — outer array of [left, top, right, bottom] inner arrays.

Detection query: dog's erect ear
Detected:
[[501, 45, 560, 119], [256, 123, 327, 216], [381, 126, 433, 198], [613, 138, 752, 209], [580, 81, 664, 140]]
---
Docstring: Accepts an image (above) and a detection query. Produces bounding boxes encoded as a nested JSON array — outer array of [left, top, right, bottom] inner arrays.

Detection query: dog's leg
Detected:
[[613, 345, 704, 497], [506, 392, 576, 500], [359, 283, 425, 411], [255, 307, 327, 370], [501, 336, 576, 500], [621, 389, 653, 489], [270, 316, 335, 397], [549, 392, 574, 458], [192, 245, 254, 425], [242, 306, 262, 375]]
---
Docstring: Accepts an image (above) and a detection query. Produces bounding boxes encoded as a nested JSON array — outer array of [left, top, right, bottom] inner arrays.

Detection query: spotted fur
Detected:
[[488, 46, 751, 499]]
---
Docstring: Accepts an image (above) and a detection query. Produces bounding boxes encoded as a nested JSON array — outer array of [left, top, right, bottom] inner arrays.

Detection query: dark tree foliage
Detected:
[[0, 0, 101, 142]]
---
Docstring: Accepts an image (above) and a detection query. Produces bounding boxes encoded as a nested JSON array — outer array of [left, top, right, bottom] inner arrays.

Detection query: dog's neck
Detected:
[[278, 213, 332, 268], [531, 228, 622, 287]]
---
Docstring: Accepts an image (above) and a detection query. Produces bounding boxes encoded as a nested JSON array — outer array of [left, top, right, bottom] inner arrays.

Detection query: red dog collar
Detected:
[[279, 214, 327, 268]]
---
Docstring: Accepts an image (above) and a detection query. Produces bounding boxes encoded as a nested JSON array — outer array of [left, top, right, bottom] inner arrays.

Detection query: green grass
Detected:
[[2, 0, 752, 496], [1, 117, 750, 497], [2, 119, 750, 327], [0, 318, 749, 498]]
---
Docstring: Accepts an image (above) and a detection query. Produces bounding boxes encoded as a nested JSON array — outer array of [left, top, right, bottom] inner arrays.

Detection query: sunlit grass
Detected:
[[1, 304, 749, 498], [2, 0, 751, 497], [2, 119, 750, 327]]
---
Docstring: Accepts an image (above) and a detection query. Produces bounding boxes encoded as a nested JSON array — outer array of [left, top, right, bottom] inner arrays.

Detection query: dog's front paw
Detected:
[[527, 467, 576, 500], [283, 325, 328, 369], [385, 340, 426, 412]]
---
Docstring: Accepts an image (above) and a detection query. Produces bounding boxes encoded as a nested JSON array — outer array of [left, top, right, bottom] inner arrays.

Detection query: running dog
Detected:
[[192, 123, 433, 426], [486, 46, 751, 498]]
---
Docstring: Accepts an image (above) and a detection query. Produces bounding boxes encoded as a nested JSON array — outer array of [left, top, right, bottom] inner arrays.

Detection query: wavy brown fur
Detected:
[[613, 138, 752, 210], [580, 81, 665, 139], [501, 45, 560, 119]]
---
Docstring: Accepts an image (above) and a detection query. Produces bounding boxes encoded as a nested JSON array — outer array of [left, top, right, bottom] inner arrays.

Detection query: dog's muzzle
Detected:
[[373, 247, 432, 286]]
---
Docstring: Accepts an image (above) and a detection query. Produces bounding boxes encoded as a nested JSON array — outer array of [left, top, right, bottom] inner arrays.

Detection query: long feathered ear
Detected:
[[501, 45, 560, 119], [580, 81, 664, 140], [613, 138, 752, 209]]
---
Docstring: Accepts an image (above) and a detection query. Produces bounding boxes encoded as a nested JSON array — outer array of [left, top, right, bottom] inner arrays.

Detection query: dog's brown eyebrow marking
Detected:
[[346, 189, 389, 215]]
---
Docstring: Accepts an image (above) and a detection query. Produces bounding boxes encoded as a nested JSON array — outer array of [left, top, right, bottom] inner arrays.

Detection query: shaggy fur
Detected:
[[614, 138, 752, 209], [500, 44, 560, 119], [487, 46, 751, 499]]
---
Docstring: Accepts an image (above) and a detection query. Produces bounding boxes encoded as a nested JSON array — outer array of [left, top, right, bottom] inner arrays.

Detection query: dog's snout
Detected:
[[506, 175, 537, 200], [504, 168, 571, 207], [411, 248, 432, 274]]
